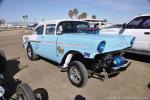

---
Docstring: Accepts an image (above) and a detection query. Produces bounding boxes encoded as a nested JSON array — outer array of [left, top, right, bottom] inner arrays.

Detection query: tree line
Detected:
[[68, 8, 96, 19]]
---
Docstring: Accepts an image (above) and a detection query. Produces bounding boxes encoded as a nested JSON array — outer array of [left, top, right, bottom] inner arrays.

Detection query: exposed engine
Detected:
[[90, 52, 127, 75]]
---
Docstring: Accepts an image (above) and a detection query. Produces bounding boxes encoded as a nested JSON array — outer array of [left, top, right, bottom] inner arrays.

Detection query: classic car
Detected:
[[23, 20, 135, 88], [100, 14, 150, 55]]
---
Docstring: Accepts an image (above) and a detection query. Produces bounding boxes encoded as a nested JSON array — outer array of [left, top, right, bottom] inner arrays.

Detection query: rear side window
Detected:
[[46, 24, 56, 35], [126, 16, 150, 29], [126, 17, 143, 29], [140, 19, 150, 28], [35, 25, 44, 35]]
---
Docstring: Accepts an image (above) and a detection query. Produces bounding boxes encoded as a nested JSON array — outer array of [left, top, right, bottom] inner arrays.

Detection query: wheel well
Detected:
[[27, 42, 31, 47], [60, 51, 85, 66]]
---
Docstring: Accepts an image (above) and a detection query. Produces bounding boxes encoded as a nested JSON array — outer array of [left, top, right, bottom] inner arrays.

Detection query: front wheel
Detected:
[[16, 83, 36, 100], [27, 45, 39, 61], [68, 61, 88, 88]]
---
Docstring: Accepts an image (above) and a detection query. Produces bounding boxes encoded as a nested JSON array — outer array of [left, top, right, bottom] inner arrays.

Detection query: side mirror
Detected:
[[122, 23, 126, 29], [119, 23, 126, 34]]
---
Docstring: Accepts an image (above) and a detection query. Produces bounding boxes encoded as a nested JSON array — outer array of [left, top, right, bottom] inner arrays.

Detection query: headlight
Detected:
[[97, 41, 106, 53], [113, 56, 125, 67], [0, 86, 5, 97], [131, 37, 135, 45]]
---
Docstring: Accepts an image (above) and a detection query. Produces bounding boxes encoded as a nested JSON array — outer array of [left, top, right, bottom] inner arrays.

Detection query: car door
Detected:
[[38, 24, 58, 62], [123, 16, 150, 51], [32, 25, 44, 56]]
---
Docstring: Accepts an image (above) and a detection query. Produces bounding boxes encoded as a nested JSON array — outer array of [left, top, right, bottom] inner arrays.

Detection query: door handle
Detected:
[[144, 32, 150, 35]]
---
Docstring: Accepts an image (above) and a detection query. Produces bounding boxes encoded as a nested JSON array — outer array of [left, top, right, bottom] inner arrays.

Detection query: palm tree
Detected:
[[78, 14, 83, 19], [73, 8, 78, 19], [25, 15, 28, 22], [23, 15, 28, 22], [92, 15, 96, 19], [68, 10, 74, 19], [82, 12, 87, 18], [22, 15, 25, 22], [78, 12, 87, 19]]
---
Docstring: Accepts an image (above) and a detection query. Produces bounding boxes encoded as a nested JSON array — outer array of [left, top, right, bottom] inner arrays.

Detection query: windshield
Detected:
[[57, 21, 89, 34]]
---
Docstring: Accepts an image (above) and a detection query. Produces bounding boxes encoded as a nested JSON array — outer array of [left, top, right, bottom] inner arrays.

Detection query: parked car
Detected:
[[100, 14, 150, 55], [23, 20, 135, 88]]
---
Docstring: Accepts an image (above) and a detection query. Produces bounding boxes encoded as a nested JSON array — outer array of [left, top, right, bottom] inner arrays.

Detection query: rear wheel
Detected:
[[16, 83, 36, 100], [27, 45, 39, 61], [68, 61, 88, 88]]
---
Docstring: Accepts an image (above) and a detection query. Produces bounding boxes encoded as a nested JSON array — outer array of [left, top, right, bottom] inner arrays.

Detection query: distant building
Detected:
[[3, 23, 13, 28]]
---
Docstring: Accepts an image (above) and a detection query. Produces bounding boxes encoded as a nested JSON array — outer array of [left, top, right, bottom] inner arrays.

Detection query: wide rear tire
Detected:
[[68, 61, 88, 88]]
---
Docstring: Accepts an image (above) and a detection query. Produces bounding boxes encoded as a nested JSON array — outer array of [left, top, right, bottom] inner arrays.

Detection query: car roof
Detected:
[[135, 14, 150, 18], [38, 19, 87, 25], [81, 18, 103, 21]]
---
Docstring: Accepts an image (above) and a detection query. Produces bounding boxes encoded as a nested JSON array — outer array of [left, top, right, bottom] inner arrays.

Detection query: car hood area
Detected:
[[61, 33, 134, 53]]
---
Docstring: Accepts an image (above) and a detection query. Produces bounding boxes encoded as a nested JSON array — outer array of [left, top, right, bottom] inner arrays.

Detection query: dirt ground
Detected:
[[0, 29, 150, 100]]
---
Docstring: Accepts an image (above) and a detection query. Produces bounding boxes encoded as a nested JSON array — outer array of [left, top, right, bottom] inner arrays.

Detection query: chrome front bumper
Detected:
[[111, 59, 131, 72]]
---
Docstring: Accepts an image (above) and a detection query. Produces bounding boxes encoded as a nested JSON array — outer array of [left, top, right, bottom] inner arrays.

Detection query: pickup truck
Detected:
[[100, 14, 150, 55]]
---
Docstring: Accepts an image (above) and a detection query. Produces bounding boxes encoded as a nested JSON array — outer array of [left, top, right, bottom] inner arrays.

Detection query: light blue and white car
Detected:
[[23, 20, 135, 88]]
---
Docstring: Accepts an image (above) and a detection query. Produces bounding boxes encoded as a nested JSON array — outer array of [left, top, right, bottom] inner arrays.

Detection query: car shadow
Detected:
[[41, 57, 124, 81], [148, 82, 150, 90], [1, 57, 23, 99], [74, 95, 86, 100], [124, 53, 150, 63], [40, 57, 59, 66]]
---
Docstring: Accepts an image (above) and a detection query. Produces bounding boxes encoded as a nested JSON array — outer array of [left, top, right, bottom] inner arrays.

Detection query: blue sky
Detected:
[[0, 0, 150, 24]]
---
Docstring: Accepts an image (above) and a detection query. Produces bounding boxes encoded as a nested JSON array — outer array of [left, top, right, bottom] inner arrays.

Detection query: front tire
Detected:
[[68, 61, 88, 88], [27, 45, 39, 61], [16, 83, 36, 100]]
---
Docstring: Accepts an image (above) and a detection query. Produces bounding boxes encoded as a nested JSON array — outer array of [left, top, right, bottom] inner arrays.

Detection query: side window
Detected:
[[46, 24, 56, 35], [35, 25, 44, 35], [140, 18, 150, 29], [126, 17, 144, 29]]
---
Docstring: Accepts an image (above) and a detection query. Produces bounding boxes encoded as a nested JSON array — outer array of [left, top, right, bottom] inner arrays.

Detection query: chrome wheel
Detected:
[[70, 66, 81, 84], [17, 91, 27, 100], [27, 48, 32, 58], [68, 61, 88, 88]]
